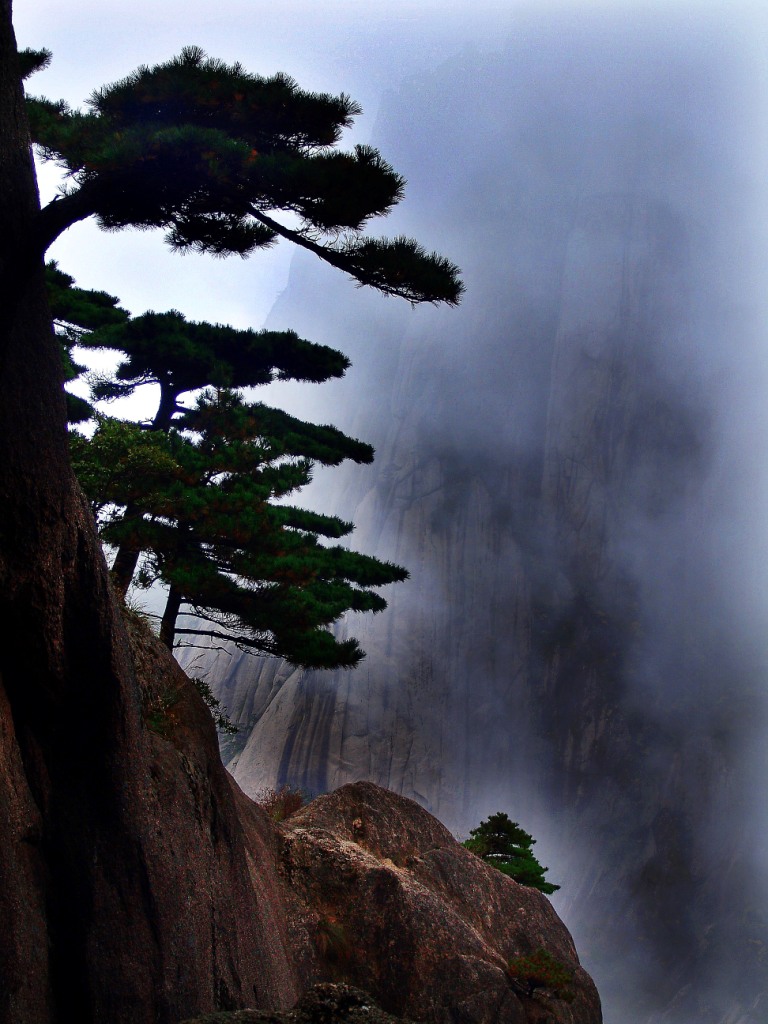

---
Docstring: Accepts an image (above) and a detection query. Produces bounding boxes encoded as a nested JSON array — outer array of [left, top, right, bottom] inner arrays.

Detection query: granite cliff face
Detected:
[[1, 598, 303, 1024], [189, 28, 768, 1024]]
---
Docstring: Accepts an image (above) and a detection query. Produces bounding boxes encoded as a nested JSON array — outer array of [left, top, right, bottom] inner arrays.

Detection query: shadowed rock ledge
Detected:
[[180, 983, 415, 1024]]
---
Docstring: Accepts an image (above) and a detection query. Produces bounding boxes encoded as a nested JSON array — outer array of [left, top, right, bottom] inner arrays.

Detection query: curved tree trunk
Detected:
[[110, 536, 142, 596]]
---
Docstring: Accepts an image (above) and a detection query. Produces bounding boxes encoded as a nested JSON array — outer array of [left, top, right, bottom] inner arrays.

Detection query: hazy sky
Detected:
[[15, 0, 768, 330], [14, 0, 518, 327]]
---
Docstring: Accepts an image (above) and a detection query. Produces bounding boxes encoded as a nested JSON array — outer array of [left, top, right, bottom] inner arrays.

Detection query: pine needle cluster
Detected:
[[28, 48, 463, 303]]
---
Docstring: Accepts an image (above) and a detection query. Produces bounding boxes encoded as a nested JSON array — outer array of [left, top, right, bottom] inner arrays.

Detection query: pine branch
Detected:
[[36, 186, 98, 254], [250, 210, 463, 305]]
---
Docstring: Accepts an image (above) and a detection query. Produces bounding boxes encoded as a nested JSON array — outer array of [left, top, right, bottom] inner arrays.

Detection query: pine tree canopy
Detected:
[[54, 263, 404, 669], [181, 390, 374, 468], [83, 310, 351, 424], [17, 47, 52, 81], [72, 392, 407, 669], [46, 260, 129, 339], [463, 812, 560, 895], [27, 47, 463, 304]]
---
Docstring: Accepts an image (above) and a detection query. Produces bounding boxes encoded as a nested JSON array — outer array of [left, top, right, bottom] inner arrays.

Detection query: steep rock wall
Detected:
[[2, 605, 603, 1023], [1, 596, 305, 1024]]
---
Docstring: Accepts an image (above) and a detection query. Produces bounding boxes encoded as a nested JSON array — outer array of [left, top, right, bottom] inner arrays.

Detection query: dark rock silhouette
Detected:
[[181, 983, 415, 1024]]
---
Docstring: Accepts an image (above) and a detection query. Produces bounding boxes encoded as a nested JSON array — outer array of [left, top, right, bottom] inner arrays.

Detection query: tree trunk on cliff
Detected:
[[110, 384, 180, 597], [160, 583, 183, 649], [110, 538, 141, 596]]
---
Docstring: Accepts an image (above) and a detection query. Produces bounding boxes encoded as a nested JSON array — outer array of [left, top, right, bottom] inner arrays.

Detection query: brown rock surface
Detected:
[[0, 599, 306, 1024], [123, 612, 304, 1016], [180, 982, 415, 1023]]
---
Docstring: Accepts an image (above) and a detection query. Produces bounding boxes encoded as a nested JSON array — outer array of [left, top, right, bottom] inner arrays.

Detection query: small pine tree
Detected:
[[462, 812, 560, 894]]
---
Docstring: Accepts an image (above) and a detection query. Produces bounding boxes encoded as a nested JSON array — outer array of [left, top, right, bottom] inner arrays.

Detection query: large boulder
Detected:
[[277, 782, 601, 1024]]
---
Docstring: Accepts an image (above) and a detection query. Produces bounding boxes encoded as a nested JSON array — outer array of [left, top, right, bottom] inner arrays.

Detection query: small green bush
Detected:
[[142, 683, 182, 738], [315, 915, 352, 967], [188, 675, 238, 734], [508, 947, 575, 1001]]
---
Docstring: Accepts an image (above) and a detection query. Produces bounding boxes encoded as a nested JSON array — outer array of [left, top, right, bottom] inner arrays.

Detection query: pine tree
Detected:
[[72, 391, 407, 668], [26, 47, 463, 305], [46, 261, 407, 668], [463, 812, 560, 894], [77, 305, 358, 593]]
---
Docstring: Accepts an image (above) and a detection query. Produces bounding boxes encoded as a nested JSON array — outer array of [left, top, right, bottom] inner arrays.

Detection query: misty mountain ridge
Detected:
[[178, 19, 768, 1024]]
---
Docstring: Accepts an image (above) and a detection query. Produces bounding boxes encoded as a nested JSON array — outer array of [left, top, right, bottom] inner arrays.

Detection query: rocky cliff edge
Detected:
[[2, 608, 600, 1024]]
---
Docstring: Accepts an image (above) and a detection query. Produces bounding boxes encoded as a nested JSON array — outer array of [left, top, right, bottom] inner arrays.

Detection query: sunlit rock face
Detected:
[[179, 16, 768, 1024]]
